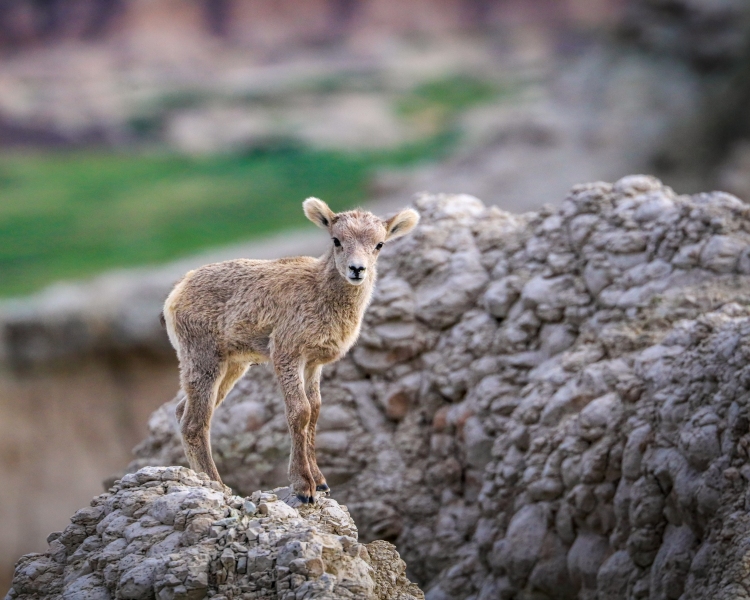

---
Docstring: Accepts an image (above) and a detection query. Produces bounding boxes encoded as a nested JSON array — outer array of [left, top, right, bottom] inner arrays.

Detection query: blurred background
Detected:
[[1, 0, 750, 593]]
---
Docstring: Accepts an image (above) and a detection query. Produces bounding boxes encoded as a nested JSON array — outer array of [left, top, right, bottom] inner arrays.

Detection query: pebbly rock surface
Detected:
[[125, 178, 750, 599], [5, 466, 422, 600]]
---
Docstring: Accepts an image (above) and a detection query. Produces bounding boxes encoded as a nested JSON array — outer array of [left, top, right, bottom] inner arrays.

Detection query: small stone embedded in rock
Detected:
[[258, 498, 298, 519], [700, 235, 746, 273], [384, 390, 410, 421]]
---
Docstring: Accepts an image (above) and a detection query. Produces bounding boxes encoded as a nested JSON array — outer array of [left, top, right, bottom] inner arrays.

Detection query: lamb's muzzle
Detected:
[[348, 264, 366, 283], [163, 197, 419, 503]]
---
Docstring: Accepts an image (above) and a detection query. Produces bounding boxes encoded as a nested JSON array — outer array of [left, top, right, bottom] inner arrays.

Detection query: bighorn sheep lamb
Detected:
[[163, 198, 419, 503]]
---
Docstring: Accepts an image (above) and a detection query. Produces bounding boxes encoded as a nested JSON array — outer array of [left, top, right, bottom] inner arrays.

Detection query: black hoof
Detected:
[[296, 493, 315, 504], [316, 483, 330, 493]]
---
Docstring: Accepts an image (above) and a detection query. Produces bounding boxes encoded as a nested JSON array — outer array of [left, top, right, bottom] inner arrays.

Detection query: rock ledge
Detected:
[[6, 466, 423, 600]]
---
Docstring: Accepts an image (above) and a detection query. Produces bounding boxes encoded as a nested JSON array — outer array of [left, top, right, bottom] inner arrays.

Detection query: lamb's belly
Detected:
[[307, 339, 355, 365], [228, 333, 271, 364], [231, 351, 269, 365]]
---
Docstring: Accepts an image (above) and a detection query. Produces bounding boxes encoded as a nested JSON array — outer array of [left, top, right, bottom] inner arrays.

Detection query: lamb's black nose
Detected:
[[349, 265, 366, 277]]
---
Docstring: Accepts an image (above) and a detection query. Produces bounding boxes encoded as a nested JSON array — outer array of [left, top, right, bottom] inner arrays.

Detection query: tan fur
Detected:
[[165, 198, 419, 501]]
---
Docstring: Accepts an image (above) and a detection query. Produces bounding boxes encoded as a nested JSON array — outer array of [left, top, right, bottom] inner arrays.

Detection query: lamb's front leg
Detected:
[[304, 364, 328, 494], [274, 355, 316, 503]]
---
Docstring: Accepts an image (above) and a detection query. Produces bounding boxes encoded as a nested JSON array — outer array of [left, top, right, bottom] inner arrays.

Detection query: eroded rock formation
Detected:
[[126, 179, 750, 598], [10, 178, 750, 599], [5, 466, 422, 600]]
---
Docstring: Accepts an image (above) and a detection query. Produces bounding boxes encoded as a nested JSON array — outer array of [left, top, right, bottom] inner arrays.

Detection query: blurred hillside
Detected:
[[0, 0, 633, 297], [0, 0, 749, 298], [0, 0, 615, 296], [2, 0, 750, 595], [0, 0, 620, 150]]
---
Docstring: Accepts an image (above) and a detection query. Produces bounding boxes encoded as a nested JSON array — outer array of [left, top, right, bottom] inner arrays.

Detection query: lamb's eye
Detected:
[[333, 237, 342, 247], [375, 242, 384, 251]]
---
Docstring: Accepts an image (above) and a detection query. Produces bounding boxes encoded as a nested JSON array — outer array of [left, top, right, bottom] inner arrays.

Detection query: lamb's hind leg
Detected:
[[304, 364, 328, 493], [274, 354, 316, 503], [178, 354, 227, 483]]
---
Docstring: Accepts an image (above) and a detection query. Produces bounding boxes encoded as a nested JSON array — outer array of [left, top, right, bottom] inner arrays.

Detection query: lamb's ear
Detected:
[[303, 197, 335, 230], [384, 208, 420, 240]]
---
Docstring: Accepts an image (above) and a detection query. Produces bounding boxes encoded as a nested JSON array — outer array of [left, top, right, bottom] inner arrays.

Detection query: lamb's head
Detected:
[[303, 197, 419, 286]]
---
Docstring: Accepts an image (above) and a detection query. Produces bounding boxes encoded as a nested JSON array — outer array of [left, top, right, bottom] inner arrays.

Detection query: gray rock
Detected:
[[622, 425, 651, 480], [649, 525, 696, 600], [521, 274, 576, 308], [61, 574, 111, 600], [567, 532, 610, 592], [119, 557, 164, 599], [83, 184, 750, 598], [700, 235, 746, 273], [577, 393, 622, 442], [463, 416, 493, 470], [416, 249, 489, 328], [583, 261, 612, 297], [482, 276, 521, 319], [596, 550, 635, 599], [490, 503, 548, 583], [613, 175, 663, 196], [7, 467, 423, 600]]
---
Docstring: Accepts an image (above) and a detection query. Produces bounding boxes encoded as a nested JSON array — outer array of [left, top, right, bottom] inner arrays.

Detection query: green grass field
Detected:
[[0, 137, 454, 298]]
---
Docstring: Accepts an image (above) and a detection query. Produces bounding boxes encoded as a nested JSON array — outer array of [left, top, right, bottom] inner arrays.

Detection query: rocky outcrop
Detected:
[[621, 0, 750, 68], [5, 466, 422, 600], [126, 179, 750, 598]]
